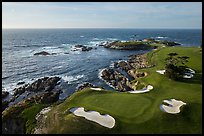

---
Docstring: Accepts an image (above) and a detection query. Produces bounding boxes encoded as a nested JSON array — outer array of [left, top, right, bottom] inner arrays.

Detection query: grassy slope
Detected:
[[44, 46, 202, 134]]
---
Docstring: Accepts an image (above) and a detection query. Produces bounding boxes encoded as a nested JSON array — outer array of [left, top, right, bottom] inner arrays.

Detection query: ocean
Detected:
[[2, 28, 202, 99]]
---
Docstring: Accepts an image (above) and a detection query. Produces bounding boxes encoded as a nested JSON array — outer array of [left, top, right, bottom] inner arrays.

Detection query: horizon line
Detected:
[[2, 27, 202, 29]]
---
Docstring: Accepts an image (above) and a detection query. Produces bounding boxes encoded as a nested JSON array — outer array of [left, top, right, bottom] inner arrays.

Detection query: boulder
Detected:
[[73, 45, 93, 51], [17, 81, 25, 85], [101, 69, 112, 80], [34, 51, 50, 56], [39, 91, 60, 104], [13, 86, 26, 96]]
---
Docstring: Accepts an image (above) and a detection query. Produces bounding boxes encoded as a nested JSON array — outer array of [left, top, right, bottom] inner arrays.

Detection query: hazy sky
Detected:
[[2, 2, 202, 29]]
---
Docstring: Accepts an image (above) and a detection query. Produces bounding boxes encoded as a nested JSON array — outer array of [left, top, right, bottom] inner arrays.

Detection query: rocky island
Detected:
[[103, 39, 181, 50]]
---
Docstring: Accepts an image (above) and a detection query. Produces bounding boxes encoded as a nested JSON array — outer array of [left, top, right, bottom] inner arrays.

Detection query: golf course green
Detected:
[[40, 46, 202, 134]]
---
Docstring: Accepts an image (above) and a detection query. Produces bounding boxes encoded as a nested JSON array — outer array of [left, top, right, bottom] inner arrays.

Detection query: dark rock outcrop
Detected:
[[128, 54, 153, 69], [72, 45, 93, 51], [100, 68, 131, 92], [158, 40, 181, 46], [38, 91, 60, 104], [13, 77, 61, 97], [116, 61, 133, 72], [17, 81, 25, 85], [34, 51, 51, 56], [13, 86, 26, 97], [2, 91, 9, 99], [76, 82, 94, 91]]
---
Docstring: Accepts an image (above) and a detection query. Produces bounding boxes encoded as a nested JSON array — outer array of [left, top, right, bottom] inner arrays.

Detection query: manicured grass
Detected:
[[43, 46, 202, 134]]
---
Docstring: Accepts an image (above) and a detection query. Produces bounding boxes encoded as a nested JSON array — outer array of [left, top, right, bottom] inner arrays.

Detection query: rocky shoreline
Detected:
[[2, 77, 103, 134], [2, 76, 62, 111], [2, 38, 180, 134], [99, 53, 150, 92]]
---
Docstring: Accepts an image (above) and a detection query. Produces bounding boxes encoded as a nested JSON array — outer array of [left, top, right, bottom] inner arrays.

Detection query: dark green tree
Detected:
[[165, 53, 190, 80]]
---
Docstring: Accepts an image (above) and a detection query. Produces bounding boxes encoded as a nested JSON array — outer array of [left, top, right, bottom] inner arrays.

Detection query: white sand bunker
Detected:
[[156, 70, 166, 75], [183, 73, 194, 78], [128, 85, 153, 93], [183, 68, 195, 78], [69, 107, 115, 128], [160, 99, 186, 114], [90, 87, 102, 91], [156, 68, 195, 78]]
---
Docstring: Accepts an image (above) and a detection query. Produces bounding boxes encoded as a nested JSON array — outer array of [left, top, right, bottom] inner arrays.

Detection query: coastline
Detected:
[[2, 39, 202, 134]]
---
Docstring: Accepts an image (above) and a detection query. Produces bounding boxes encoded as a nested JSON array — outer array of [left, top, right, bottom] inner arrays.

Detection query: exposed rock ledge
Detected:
[[104, 41, 152, 50], [34, 51, 57, 56], [72, 45, 93, 51]]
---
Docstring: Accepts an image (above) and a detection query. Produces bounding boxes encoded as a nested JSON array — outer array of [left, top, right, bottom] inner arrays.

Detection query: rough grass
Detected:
[[42, 46, 202, 134], [116, 41, 147, 46], [20, 103, 46, 134]]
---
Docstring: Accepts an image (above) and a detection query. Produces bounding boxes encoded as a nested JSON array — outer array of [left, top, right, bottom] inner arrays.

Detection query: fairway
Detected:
[[43, 46, 202, 134]]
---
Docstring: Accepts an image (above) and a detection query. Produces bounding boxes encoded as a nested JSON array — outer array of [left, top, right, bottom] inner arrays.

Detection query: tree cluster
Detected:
[[165, 53, 189, 80]]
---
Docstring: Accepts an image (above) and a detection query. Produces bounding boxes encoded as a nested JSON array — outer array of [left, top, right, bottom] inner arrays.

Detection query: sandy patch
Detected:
[[186, 68, 195, 74], [156, 70, 166, 75], [69, 107, 115, 128], [160, 99, 186, 114], [128, 85, 153, 93], [156, 68, 195, 78], [90, 87, 102, 91], [183, 73, 194, 78], [183, 68, 195, 78]]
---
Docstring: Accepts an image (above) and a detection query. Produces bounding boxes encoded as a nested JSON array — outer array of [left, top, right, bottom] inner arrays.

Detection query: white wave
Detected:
[[156, 36, 168, 39], [2, 78, 32, 95], [107, 38, 118, 41], [87, 40, 108, 47], [88, 41, 101, 46], [42, 46, 59, 49], [80, 35, 84, 38], [61, 75, 84, 84], [52, 65, 63, 69], [109, 62, 115, 68], [92, 38, 103, 41], [61, 43, 72, 46], [2, 83, 16, 95]]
